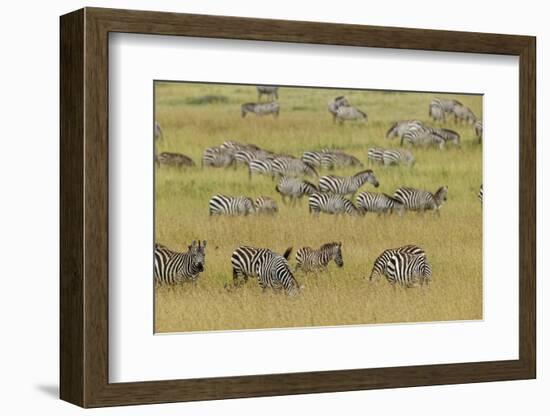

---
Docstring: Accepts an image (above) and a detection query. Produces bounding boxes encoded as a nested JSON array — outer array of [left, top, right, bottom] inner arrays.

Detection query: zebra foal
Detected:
[[295, 242, 343, 273], [154, 241, 207, 285]]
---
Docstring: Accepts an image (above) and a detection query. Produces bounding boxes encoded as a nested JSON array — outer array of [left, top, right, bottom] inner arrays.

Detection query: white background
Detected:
[[110, 34, 519, 382], [0, 0, 546, 415]]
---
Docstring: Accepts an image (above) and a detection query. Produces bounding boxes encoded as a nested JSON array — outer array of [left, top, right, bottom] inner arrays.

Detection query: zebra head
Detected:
[[334, 242, 344, 267], [434, 186, 448, 207], [188, 240, 207, 274], [356, 169, 379, 188]]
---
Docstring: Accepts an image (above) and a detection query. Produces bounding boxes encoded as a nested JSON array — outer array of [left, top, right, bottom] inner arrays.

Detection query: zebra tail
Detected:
[[283, 247, 293, 260]]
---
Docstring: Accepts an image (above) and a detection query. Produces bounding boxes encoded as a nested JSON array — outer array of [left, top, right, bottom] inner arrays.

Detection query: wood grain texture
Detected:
[[59, 7, 537, 408]]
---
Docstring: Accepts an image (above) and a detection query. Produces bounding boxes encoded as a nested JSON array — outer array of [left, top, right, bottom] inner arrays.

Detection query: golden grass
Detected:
[[154, 82, 482, 333]]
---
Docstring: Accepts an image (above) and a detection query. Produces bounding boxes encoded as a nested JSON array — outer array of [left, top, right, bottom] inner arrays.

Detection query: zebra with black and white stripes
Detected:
[[393, 186, 448, 213], [241, 102, 280, 118], [234, 149, 273, 167], [368, 244, 426, 282], [386, 120, 424, 139], [248, 158, 275, 179], [401, 125, 446, 149], [220, 140, 261, 152], [154, 241, 207, 285], [452, 104, 477, 124], [254, 196, 278, 214], [295, 242, 343, 273], [272, 156, 318, 178], [356, 192, 405, 215], [157, 152, 196, 168], [320, 150, 364, 169], [202, 146, 235, 168], [386, 252, 432, 287], [301, 151, 324, 168], [309, 192, 358, 216], [382, 149, 415, 166], [429, 101, 446, 122], [478, 185, 483, 203], [335, 105, 367, 124], [255, 250, 301, 296], [230, 245, 292, 286], [431, 127, 461, 145], [319, 169, 379, 197], [327, 96, 350, 122], [256, 86, 279, 102], [430, 98, 462, 116], [367, 147, 385, 164], [209, 195, 255, 216], [276, 176, 318, 205]]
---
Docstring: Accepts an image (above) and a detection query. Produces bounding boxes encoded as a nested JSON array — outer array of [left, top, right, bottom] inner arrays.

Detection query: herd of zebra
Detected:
[[154, 87, 483, 297], [154, 241, 432, 296]]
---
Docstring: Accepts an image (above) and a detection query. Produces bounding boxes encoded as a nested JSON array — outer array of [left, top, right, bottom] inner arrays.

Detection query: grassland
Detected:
[[154, 82, 482, 333]]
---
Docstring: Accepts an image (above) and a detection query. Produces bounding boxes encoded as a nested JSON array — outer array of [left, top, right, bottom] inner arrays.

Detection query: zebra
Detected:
[[430, 127, 461, 145], [254, 250, 301, 296], [301, 151, 324, 168], [254, 196, 278, 214], [272, 156, 318, 178], [386, 120, 424, 139], [256, 86, 279, 101], [327, 96, 350, 122], [220, 140, 262, 152], [386, 252, 432, 288], [356, 192, 405, 215], [320, 150, 364, 169], [234, 149, 273, 167], [319, 169, 379, 197], [241, 102, 280, 118], [452, 104, 477, 124], [231, 245, 292, 286], [157, 152, 195, 168], [401, 125, 446, 149], [248, 158, 275, 179], [368, 244, 426, 282], [154, 241, 207, 285], [208, 195, 255, 216], [335, 105, 367, 124], [382, 149, 415, 166], [429, 101, 446, 122], [154, 121, 163, 141], [367, 147, 385, 164], [295, 242, 343, 272], [431, 98, 462, 115], [474, 119, 483, 143], [276, 176, 318, 205], [393, 186, 448, 213], [202, 146, 235, 168], [308, 192, 358, 216], [478, 185, 483, 203]]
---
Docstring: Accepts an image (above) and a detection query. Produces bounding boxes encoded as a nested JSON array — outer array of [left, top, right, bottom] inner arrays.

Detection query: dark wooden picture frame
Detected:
[[60, 7, 536, 408]]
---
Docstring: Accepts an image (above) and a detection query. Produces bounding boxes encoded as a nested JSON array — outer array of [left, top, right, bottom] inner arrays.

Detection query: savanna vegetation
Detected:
[[154, 82, 482, 333]]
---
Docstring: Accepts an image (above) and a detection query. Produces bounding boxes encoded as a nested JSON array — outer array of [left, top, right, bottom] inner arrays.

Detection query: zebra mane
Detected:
[[353, 169, 374, 177], [320, 242, 341, 251]]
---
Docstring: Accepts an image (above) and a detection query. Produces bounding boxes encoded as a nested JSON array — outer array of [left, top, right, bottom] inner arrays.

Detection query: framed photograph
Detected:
[[60, 7, 536, 408]]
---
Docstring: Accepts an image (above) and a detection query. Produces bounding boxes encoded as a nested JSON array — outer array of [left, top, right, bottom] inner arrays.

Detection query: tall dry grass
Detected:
[[154, 82, 482, 333]]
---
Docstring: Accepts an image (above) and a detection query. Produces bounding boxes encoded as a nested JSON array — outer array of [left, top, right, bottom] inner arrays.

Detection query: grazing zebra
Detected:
[[157, 152, 195, 168], [429, 101, 446, 122], [309, 192, 358, 216], [431, 127, 461, 145], [254, 196, 278, 214], [276, 176, 318, 205], [393, 186, 448, 213], [256, 86, 279, 101], [327, 96, 350, 122], [386, 252, 432, 287], [231, 245, 292, 286], [320, 150, 364, 169], [220, 140, 261, 152], [295, 242, 343, 272], [401, 125, 446, 149], [241, 102, 280, 118], [474, 119, 483, 143], [382, 149, 415, 166], [272, 156, 318, 177], [319, 169, 379, 196], [478, 185, 483, 203], [154, 241, 207, 285], [430, 98, 462, 115], [356, 192, 405, 215], [335, 105, 367, 124], [452, 104, 477, 124], [368, 244, 426, 282], [209, 195, 255, 216], [255, 250, 301, 296], [367, 147, 385, 164], [386, 120, 423, 139], [248, 158, 275, 179], [202, 146, 235, 168], [154, 121, 163, 141]]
